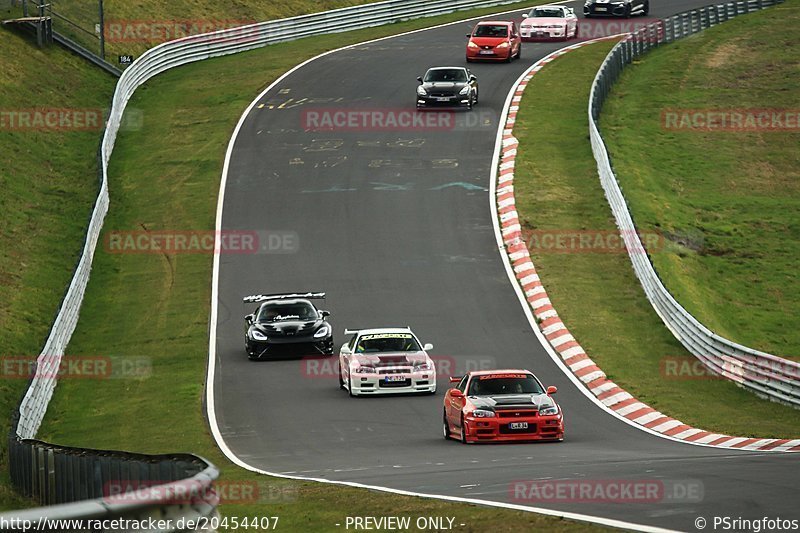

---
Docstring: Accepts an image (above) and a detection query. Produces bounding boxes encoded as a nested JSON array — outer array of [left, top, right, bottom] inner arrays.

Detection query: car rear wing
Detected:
[[343, 327, 412, 335], [243, 292, 325, 304]]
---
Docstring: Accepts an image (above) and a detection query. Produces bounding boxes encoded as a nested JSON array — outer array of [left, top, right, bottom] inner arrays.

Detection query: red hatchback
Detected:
[[443, 369, 564, 443], [466, 21, 522, 62]]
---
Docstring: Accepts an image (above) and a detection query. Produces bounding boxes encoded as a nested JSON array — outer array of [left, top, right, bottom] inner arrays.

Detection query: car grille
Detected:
[[496, 409, 538, 418], [259, 323, 316, 337], [429, 92, 456, 98]]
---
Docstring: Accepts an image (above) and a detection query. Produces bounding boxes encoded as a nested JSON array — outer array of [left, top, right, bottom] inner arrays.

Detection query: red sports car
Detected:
[[466, 20, 522, 62], [443, 369, 564, 443]]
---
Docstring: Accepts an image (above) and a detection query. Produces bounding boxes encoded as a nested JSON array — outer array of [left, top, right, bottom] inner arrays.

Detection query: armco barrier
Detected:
[[3, 0, 532, 527], [587, 0, 800, 407]]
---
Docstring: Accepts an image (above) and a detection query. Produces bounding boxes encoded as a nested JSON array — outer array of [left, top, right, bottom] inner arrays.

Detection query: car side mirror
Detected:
[[416, 76, 423, 83], [449, 376, 462, 383], [341, 346, 351, 355], [449, 389, 464, 398], [466, 33, 472, 38], [319, 310, 330, 318], [547, 385, 558, 395], [521, 13, 528, 18], [245, 313, 254, 324], [469, 75, 477, 81], [423, 343, 433, 351]]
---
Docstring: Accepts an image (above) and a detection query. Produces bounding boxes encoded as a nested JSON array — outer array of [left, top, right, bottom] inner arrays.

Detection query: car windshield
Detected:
[[257, 301, 318, 322], [424, 69, 467, 83], [467, 374, 544, 396], [473, 24, 509, 37], [355, 333, 421, 353], [529, 8, 564, 17]]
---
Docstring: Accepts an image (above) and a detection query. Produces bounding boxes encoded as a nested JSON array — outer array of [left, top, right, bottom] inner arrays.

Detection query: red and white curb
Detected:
[[496, 38, 800, 453]]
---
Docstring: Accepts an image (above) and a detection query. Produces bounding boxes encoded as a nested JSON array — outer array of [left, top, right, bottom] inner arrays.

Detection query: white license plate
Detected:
[[595, 7, 608, 11], [479, 50, 494, 55], [385, 375, 406, 382], [509, 422, 529, 430]]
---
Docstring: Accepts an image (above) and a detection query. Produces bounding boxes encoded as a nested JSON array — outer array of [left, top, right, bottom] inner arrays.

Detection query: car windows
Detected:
[[530, 8, 564, 18], [424, 69, 467, 83], [457, 375, 468, 393], [467, 375, 544, 396], [473, 24, 509, 38], [258, 301, 317, 322], [354, 333, 421, 353]]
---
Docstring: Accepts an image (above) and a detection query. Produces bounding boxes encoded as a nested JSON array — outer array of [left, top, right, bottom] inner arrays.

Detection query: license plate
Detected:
[[509, 422, 529, 430], [479, 50, 494, 55], [436, 97, 451, 102], [385, 375, 406, 382], [595, 7, 607, 11], [534, 31, 545, 37]]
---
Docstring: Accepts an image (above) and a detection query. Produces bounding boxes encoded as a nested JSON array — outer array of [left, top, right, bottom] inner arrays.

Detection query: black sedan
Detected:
[[243, 292, 333, 360], [584, 0, 649, 17], [416, 67, 478, 110]]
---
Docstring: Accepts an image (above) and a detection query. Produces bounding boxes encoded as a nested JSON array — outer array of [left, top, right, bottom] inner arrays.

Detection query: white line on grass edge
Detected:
[[206, 5, 676, 532]]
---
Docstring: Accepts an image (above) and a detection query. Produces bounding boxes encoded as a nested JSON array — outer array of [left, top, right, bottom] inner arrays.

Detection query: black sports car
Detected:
[[243, 292, 333, 360], [584, 0, 649, 17], [416, 67, 479, 109]]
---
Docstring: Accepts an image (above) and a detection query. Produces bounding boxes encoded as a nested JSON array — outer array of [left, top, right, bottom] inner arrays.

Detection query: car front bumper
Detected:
[[466, 48, 511, 61], [246, 335, 333, 358], [463, 414, 564, 443], [350, 371, 436, 395], [520, 28, 567, 40], [417, 94, 471, 108], [584, 3, 631, 16]]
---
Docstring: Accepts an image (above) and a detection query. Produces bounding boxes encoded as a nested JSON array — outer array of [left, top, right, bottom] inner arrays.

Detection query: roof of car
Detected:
[[476, 20, 513, 25], [428, 66, 468, 71]]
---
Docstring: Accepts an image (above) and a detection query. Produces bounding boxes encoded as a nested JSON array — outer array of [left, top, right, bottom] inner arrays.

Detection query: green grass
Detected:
[[599, 1, 800, 358], [0, 27, 116, 511], [23, 2, 603, 529], [512, 39, 800, 438]]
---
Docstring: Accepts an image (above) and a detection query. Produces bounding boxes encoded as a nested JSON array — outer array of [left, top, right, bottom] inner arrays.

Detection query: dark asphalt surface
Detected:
[[212, 1, 799, 530]]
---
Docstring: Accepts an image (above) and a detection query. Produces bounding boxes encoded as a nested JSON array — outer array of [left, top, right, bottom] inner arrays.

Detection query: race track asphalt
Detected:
[[211, 1, 799, 529]]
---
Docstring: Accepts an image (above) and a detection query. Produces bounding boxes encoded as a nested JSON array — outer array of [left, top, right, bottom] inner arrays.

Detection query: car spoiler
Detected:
[[243, 292, 325, 304], [343, 327, 412, 335]]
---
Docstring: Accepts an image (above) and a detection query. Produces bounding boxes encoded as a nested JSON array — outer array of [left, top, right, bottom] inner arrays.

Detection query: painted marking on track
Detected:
[[289, 158, 304, 165], [431, 182, 488, 191], [257, 104, 264, 109], [387, 138, 425, 148], [301, 185, 356, 194], [431, 159, 458, 168], [356, 140, 382, 147], [371, 182, 413, 191], [304, 139, 344, 152], [278, 88, 291, 94], [314, 156, 347, 168]]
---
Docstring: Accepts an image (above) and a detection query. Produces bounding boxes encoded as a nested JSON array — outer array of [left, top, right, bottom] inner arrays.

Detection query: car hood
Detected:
[[253, 318, 323, 335], [469, 36, 509, 46], [523, 17, 567, 25], [421, 81, 469, 90], [351, 352, 430, 367], [468, 393, 555, 411]]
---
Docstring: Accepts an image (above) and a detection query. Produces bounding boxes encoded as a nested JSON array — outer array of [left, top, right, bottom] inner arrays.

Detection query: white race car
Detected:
[[339, 327, 436, 396], [520, 5, 579, 41]]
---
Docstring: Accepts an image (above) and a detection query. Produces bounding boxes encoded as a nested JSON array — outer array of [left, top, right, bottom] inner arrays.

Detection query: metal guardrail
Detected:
[[588, 0, 799, 408], [3, 0, 532, 528]]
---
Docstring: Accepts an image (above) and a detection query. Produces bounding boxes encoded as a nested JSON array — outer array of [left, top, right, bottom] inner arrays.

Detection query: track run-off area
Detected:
[[207, 1, 799, 530]]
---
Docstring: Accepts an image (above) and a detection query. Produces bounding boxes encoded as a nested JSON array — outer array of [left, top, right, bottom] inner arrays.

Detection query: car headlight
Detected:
[[496, 41, 510, 48], [250, 329, 268, 341], [467, 41, 479, 49], [313, 325, 330, 338], [413, 362, 434, 372], [469, 409, 495, 418], [521, 24, 531, 29], [354, 365, 376, 374], [417, 85, 427, 96], [459, 85, 470, 95], [539, 405, 559, 416]]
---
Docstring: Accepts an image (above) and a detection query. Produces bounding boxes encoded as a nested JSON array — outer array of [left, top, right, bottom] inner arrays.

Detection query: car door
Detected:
[[340, 334, 357, 382], [447, 375, 469, 427]]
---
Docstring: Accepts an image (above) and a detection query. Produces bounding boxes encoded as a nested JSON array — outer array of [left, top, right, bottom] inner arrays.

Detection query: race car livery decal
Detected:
[[479, 373, 529, 380], [359, 333, 413, 340]]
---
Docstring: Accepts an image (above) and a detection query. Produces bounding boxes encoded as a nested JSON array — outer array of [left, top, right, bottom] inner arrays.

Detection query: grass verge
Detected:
[[599, 1, 800, 358], [28, 2, 605, 529], [512, 39, 800, 437], [0, 27, 116, 510]]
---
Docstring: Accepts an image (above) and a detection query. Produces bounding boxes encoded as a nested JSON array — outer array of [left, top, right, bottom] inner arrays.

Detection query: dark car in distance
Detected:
[[416, 67, 479, 110], [243, 292, 333, 360], [584, 0, 649, 17]]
